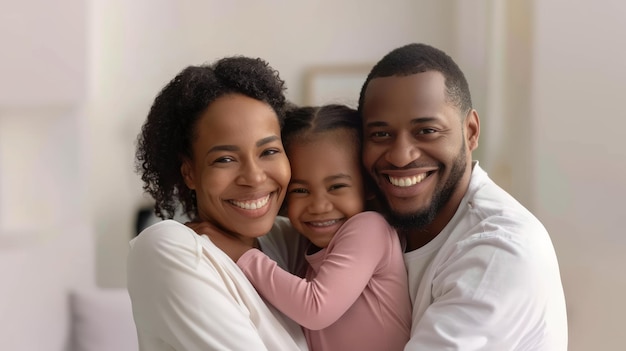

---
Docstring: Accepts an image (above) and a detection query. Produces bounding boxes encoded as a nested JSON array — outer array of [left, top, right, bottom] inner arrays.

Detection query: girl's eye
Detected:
[[289, 187, 309, 194], [329, 183, 348, 191]]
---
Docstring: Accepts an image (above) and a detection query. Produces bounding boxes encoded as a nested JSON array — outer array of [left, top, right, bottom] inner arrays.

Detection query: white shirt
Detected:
[[127, 219, 308, 351], [403, 162, 568, 350]]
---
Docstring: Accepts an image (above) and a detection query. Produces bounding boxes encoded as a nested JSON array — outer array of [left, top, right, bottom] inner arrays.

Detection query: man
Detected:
[[358, 43, 568, 350]]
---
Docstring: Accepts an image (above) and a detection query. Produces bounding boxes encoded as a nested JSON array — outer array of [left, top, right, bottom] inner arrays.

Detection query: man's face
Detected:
[[361, 71, 479, 231]]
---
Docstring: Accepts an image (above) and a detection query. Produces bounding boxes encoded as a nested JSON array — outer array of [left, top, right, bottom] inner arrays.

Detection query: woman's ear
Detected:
[[278, 198, 288, 217], [180, 158, 196, 190]]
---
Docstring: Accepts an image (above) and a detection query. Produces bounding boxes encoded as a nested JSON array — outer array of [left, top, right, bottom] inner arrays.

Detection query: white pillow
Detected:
[[70, 288, 138, 351]]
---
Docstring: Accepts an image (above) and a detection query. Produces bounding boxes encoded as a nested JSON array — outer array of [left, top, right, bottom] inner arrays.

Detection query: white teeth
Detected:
[[230, 195, 270, 210], [388, 173, 427, 187], [309, 219, 340, 227]]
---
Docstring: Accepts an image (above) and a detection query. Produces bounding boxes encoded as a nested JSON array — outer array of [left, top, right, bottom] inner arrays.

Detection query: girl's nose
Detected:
[[307, 193, 333, 214]]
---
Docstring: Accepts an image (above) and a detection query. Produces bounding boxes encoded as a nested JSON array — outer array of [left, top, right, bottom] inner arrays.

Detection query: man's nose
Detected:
[[385, 132, 420, 167]]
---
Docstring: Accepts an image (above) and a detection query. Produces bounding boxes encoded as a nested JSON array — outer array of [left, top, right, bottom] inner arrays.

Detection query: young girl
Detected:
[[210, 104, 411, 351]]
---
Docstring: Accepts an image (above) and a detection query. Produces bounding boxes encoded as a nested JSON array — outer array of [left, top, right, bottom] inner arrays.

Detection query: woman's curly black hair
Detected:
[[135, 56, 287, 220]]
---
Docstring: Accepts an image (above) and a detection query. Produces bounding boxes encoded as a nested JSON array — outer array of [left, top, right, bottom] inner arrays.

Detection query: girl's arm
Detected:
[[237, 211, 394, 330], [189, 216, 309, 275]]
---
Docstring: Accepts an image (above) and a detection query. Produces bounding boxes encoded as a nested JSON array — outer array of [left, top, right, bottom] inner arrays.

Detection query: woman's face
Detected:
[[182, 94, 290, 243]]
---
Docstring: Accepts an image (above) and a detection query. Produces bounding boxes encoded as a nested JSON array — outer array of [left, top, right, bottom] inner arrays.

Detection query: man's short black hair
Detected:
[[358, 43, 472, 115]]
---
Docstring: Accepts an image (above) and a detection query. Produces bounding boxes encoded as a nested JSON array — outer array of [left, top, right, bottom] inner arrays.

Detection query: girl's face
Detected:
[[182, 94, 291, 244], [286, 130, 365, 249]]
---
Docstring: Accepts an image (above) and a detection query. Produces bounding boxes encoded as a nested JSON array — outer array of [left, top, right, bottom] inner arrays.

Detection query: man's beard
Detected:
[[378, 145, 467, 232]]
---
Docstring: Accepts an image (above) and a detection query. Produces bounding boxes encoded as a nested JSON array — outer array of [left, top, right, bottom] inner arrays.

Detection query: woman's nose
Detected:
[[237, 160, 267, 186]]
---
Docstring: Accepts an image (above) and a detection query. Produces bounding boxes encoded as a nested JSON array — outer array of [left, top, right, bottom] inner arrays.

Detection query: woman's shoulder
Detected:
[[260, 216, 299, 246], [259, 216, 308, 274], [129, 220, 199, 256], [133, 219, 189, 238]]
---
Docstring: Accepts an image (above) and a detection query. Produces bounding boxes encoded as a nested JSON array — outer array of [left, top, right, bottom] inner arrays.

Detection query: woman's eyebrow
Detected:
[[205, 135, 279, 155], [207, 144, 238, 153], [257, 135, 279, 147]]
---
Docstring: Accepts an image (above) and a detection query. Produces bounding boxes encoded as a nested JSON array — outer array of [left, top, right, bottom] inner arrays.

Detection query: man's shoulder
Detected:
[[448, 164, 549, 245], [459, 191, 547, 242], [469, 165, 540, 222]]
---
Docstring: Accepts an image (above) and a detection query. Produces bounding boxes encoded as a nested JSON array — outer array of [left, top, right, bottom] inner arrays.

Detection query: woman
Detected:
[[128, 56, 308, 350]]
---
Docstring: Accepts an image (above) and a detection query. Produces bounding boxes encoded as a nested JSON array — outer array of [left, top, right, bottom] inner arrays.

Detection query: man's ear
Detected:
[[362, 170, 384, 212], [181, 158, 196, 190], [465, 109, 480, 152]]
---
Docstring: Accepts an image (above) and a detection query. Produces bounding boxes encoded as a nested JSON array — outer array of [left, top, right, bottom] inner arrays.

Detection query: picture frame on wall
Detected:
[[303, 64, 373, 108]]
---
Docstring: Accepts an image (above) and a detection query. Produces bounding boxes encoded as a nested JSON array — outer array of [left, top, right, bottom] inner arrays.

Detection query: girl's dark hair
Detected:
[[281, 104, 361, 153], [135, 56, 287, 220]]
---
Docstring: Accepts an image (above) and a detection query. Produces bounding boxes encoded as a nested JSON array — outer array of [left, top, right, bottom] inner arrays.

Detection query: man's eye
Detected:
[[370, 131, 391, 140], [418, 128, 437, 135]]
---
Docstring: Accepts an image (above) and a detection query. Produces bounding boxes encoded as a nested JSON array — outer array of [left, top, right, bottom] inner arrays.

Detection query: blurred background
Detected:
[[1, 0, 625, 350]]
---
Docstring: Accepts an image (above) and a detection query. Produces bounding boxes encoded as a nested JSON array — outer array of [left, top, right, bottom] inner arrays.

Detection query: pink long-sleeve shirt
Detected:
[[237, 211, 411, 351]]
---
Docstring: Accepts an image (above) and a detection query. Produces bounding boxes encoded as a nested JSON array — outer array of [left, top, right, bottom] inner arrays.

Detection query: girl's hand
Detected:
[[186, 221, 254, 261]]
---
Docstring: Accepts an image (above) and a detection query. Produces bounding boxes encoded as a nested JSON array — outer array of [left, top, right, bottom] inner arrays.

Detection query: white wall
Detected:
[[531, 1, 626, 349], [456, 1, 626, 348], [0, 0, 87, 236], [0, 1, 94, 348]]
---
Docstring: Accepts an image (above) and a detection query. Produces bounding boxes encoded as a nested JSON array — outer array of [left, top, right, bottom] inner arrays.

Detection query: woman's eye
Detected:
[[214, 156, 235, 164], [261, 148, 281, 157]]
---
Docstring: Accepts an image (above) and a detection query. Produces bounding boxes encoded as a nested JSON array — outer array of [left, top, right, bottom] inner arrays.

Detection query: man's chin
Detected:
[[383, 206, 436, 231], [373, 188, 437, 230]]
